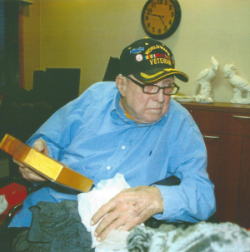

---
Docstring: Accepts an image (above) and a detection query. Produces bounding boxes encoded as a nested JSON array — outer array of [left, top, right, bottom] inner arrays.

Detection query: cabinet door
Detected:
[[188, 109, 222, 133], [237, 136, 250, 229], [222, 113, 250, 136], [203, 133, 242, 223]]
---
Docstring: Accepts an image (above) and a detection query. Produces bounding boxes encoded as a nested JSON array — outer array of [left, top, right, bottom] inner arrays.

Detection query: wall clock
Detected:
[[141, 0, 181, 40]]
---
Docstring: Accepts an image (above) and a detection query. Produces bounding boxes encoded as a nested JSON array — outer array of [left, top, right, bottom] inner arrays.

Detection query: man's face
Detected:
[[117, 75, 173, 124]]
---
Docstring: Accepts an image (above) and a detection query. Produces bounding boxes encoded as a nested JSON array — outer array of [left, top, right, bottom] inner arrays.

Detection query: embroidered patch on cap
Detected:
[[144, 54, 168, 60], [130, 47, 144, 54]]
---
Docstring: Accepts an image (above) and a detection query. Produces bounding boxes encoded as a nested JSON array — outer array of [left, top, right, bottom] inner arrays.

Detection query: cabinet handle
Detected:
[[233, 115, 250, 119], [203, 135, 219, 139]]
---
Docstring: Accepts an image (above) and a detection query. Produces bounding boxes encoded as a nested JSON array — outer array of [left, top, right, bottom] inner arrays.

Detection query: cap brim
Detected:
[[133, 67, 189, 84]]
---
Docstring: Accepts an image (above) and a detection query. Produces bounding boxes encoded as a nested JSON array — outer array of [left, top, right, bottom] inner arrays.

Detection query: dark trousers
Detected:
[[0, 222, 28, 252]]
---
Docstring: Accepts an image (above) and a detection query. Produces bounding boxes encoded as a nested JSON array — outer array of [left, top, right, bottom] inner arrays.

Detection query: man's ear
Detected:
[[116, 75, 127, 97]]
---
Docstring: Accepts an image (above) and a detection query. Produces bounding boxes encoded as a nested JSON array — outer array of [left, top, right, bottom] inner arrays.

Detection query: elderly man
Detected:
[[10, 38, 216, 243]]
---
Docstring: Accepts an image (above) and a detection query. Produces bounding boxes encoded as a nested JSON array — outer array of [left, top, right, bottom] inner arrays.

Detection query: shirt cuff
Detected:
[[152, 184, 182, 222]]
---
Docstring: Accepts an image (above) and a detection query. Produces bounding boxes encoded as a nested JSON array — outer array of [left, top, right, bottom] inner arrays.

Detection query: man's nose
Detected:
[[154, 88, 165, 102]]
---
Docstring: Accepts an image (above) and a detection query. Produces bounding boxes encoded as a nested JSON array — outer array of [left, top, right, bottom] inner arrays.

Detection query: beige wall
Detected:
[[23, 0, 250, 102]]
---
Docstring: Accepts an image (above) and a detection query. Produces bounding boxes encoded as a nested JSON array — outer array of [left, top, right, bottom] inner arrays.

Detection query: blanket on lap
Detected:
[[12, 200, 250, 252], [12, 201, 93, 252], [127, 221, 250, 252]]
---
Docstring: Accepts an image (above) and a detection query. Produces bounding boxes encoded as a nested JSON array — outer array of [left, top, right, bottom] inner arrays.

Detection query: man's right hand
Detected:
[[13, 139, 49, 182]]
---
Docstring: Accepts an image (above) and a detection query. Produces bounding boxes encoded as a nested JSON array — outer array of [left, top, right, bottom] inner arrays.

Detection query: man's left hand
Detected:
[[90, 186, 164, 242]]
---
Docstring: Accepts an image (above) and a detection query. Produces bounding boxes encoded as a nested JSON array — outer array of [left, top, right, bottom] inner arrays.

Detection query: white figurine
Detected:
[[193, 56, 219, 103], [223, 64, 250, 104]]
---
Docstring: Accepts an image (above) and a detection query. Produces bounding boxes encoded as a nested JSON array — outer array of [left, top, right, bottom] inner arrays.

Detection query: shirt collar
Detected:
[[110, 90, 168, 126]]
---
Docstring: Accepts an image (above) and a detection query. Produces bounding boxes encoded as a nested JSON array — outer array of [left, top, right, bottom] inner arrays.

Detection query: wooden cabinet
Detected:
[[237, 136, 250, 227], [181, 102, 250, 229]]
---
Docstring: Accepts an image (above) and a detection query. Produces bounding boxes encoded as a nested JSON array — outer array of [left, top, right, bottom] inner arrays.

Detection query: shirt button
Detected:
[[121, 145, 126, 149], [106, 166, 111, 170]]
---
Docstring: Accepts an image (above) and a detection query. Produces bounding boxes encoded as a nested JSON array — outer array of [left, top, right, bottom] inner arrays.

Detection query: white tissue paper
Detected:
[[77, 173, 131, 251], [0, 195, 8, 214]]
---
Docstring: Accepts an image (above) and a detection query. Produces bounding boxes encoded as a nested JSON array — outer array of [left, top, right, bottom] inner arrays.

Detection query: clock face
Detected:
[[141, 0, 181, 39]]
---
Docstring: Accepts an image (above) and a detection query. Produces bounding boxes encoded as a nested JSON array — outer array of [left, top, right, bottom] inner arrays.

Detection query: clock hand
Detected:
[[148, 13, 167, 30], [159, 16, 168, 31], [147, 13, 168, 31], [148, 13, 164, 18]]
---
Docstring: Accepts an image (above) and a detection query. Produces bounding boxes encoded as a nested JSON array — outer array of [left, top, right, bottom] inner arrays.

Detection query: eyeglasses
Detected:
[[126, 76, 180, 95]]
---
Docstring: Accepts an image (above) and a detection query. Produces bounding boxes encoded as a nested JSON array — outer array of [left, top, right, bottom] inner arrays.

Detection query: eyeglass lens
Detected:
[[143, 85, 178, 95]]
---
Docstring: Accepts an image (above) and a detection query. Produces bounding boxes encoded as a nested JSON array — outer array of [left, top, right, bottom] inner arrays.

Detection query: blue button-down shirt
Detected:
[[9, 81, 215, 227]]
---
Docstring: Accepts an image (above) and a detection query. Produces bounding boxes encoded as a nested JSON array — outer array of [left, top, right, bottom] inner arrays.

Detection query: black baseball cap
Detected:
[[119, 38, 188, 84]]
